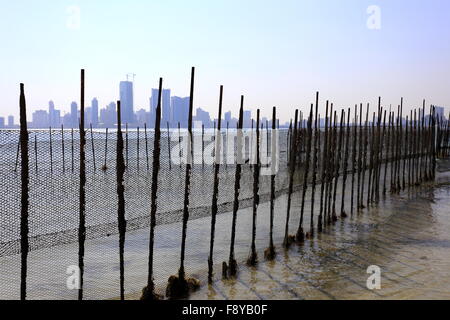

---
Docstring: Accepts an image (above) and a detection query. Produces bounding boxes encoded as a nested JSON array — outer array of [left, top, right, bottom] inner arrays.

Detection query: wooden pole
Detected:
[[208, 85, 223, 282]]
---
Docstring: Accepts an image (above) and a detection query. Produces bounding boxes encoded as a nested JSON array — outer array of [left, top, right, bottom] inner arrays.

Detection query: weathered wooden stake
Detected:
[[19, 83, 29, 301], [208, 85, 223, 282], [141, 78, 163, 301]]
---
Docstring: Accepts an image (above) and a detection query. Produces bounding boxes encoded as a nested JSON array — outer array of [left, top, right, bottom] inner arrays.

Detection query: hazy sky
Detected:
[[1, 0, 449, 122]]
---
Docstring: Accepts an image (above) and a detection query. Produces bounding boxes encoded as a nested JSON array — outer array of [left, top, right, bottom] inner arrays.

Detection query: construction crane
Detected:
[[126, 73, 136, 82]]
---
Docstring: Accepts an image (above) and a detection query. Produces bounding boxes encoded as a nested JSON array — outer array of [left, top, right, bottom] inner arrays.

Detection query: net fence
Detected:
[[1, 107, 449, 300]]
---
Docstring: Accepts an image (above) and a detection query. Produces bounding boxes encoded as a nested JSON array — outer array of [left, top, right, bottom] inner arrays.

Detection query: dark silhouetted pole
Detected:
[[208, 85, 223, 282], [167, 122, 172, 170], [19, 83, 29, 300], [341, 108, 351, 217], [78, 69, 86, 300], [142, 78, 163, 300], [90, 123, 96, 171], [116, 101, 126, 300], [298, 105, 313, 241], [62, 125, 65, 173], [318, 101, 329, 231], [226, 96, 244, 278], [310, 92, 319, 233], [265, 107, 277, 260], [247, 109, 260, 266], [283, 109, 298, 247]]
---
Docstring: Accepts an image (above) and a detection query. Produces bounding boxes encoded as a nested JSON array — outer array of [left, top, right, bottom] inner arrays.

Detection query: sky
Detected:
[[1, 0, 450, 123]]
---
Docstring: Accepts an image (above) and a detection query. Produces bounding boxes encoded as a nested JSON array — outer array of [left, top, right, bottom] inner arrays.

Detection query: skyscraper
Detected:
[[99, 102, 117, 128], [171, 96, 190, 128], [32, 110, 49, 128], [91, 98, 99, 127], [46, 100, 61, 127], [150, 88, 171, 126], [195, 107, 211, 127], [70, 102, 78, 128], [120, 81, 134, 124], [7, 115, 14, 127], [243, 110, 252, 128]]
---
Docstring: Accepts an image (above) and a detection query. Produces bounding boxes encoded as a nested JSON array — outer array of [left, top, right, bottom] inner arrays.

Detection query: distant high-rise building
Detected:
[[0, 117, 5, 128], [85, 107, 92, 126], [150, 88, 171, 126], [243, 110, 252, 128], [195, 107, 211, 127], [120, 81, 134, 124], [171, 96, 190, 128], [70, 102, 78, 128], [48, 100, 55, 127], [99, 102, 117, 128], [62, 113, 72, 128], [136, 109, 147, 126], [7, 115, 14, 127], [32, 110, 49, 128], [91, 98, 99, 127]]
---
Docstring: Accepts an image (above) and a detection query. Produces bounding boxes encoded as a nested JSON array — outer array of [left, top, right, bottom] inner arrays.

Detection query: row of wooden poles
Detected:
[[16, 69, 450, 300]]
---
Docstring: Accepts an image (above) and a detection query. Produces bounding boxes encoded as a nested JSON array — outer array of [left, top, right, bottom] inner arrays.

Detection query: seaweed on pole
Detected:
[[116, 101, 127, 300], [397, 99, 403, 191], [283, 109, 299, 248], [350, 105, 357, 215], [208, 85, 223, 283], [367, 112, 375, 208], [141, 78, 164, 300], [357, 104, 363, 208], [384, 109, 392, 194], [378, 108, 387, 200], [297, 104, 313, 242], [166, 68, 201, 299], [19, 83, 29, 300], [341, 108, 351, 218], [247, 109, 260, 266], [419, 101, 426, 181], [309, 92, 320, 234], [332, 109, 344, 221], [408, 111, 412, 186], [360, 104, 369, 208], [265, 106, 277, 261], [318, 101, 329, 232], [223, 96, 244, 278], [326, 110, 337, 223]]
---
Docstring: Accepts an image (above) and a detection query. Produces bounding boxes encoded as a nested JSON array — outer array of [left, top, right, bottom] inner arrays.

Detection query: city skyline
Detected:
[[3, 80, 271, 129]]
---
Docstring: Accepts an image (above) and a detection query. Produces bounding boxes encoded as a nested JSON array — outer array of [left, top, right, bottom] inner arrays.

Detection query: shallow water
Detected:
[[187, 170, 450, 300]]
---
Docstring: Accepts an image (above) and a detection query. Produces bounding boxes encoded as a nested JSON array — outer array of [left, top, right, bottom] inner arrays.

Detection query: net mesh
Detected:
[[0, 127, 294, 299]]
